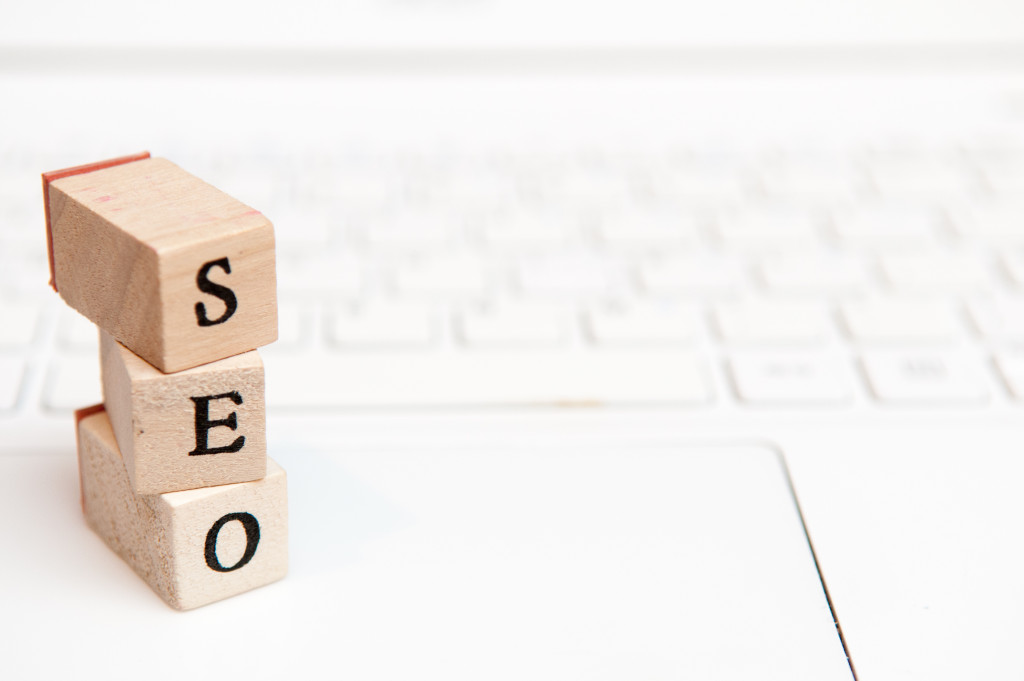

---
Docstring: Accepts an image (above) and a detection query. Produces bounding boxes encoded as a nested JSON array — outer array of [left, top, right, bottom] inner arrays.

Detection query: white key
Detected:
[[639, 255, 741, 295], [0, 357, 25, 410], [995, 354, 1024, 398], [44, 356, 102, 411], [981, 163, 1024, 195], [950, 203, 1024, 242], [266, 349, 710, 406], [714, 209, 821, 249], [542, 171, 635, 206], [480, 212, 574, 248], [967, 299, 1024, 343], [277, 254, 363, 297], [861, 351, 988, 403], [517, 255, 615, 297], [653, 165, 747, 203], [0, 303, 39, 347], [730, 354, 852, 404], [58, 311, 99, 353], [596, 209, 701, 249], [586, 303, 699, 345], [362, 211, 458, 250], [758, 253, 870, 294], [306, 170, 398, 211], [759, 162, 862, 202], [714, 301, 829, 345], [395, 254, 488, 298], [1001, 252, 1024, 287], [880, 252, 991, 293], [841, 300, 960, 343], [328, 304, 435, 347], [459, 304, 567, 346], [869, 161, 977, 198], [832, 205, 938, 246], [417, 171, 516, 207]]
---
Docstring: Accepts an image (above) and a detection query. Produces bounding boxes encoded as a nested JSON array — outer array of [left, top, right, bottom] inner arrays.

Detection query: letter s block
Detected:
[[44, 153, 278, 372], [76, 407, 287, 611], [101, 331, 267, 494]]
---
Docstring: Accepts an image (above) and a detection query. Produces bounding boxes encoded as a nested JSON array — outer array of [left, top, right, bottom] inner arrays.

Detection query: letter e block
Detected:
[[101, 331, 267, 494], [44, 154, 277, 372], [76, 408, 287, 611]]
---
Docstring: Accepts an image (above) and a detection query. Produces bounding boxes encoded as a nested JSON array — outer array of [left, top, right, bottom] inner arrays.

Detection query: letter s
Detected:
[[195, 257, 238, 327]]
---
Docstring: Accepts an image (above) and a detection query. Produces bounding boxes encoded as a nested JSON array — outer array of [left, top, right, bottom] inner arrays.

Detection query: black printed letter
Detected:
[[188, 391, 245, 456], [195, 257, 237, 326], [205, 512, 260, 572]]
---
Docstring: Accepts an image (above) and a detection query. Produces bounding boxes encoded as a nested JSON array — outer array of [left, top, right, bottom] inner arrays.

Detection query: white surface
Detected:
[[2, 60, 1024, 681], [860, 352, 990, 404], [3, 0, 1024, 49], [0, 443, 852, 680], [729, 354, 853, 404]]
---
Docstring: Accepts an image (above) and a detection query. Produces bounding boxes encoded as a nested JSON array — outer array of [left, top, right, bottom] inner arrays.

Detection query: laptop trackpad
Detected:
[[287, 443, 854, 679]]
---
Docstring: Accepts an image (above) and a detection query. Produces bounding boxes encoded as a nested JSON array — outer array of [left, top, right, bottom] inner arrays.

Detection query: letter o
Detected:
[[205, 512, 260, 572]]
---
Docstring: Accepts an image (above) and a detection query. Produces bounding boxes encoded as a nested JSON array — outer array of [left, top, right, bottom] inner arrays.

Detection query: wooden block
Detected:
[[44, 154, 277, 372], [76, 407, 287, 611], [100, 330, 267, 494]]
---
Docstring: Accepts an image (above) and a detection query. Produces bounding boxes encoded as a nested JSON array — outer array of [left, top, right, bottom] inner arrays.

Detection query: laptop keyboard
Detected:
[[4, 142, 1024, 411]]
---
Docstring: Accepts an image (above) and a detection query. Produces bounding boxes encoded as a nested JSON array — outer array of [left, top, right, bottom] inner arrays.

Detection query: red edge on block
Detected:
[[73, 403, 106, 515], [42, 151, 151, 293]]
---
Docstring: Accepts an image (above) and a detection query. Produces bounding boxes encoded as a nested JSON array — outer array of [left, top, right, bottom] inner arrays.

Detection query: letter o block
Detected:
[[44, 154, 278, 372], [101, 331, 267, 494], [76, 408, 288, 611]]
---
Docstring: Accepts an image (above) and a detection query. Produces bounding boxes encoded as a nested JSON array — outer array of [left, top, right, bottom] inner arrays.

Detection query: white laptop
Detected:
[[3, 2, 1024, 678]]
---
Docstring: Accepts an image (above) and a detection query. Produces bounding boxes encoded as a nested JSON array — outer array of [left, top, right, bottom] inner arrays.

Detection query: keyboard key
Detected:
[[860, 351, 988, 404], [517, 254, 616, 297], [480, 212, 575, 248], [880, 252, 991, 293], [948, 202, 1024, 242], [44, 356, 101, 411], [328, 304, 435, 347], [1001, 252, 1024, 287], [277, 254, 363, 297], [758, 253, 870, 294], [586, 303, 698, 345], [595, 209, 701, 250], [832, 205, 939, 246], [395, 254, 488, 298], [714, 301, 829, 345], [729, 354, 852, 404], [995, 354, 1024, 398], [714, 208, 821, 249], [266, 349, 711, 407], [868, 161, 977, 198], [459, 304, 568, 347], [415, 170, 517, 207], [0, 303, 39, 347], [361, 211, 458, 250], [652, 165, 747, 203], [967, 300, 1024, 342], [759, 162, 862, 202], [841, 300, 960, 343], [639, 255, 741, 295], [981, 162, 1024, 195], [0, 357, 25, 411]]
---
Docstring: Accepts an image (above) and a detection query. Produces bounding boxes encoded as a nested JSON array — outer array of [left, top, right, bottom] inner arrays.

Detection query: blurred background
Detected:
[[5, 3, 1024, 678]]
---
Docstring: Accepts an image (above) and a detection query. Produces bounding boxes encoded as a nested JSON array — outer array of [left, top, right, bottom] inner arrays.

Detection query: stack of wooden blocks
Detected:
[[43, 152, 288, 610]]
